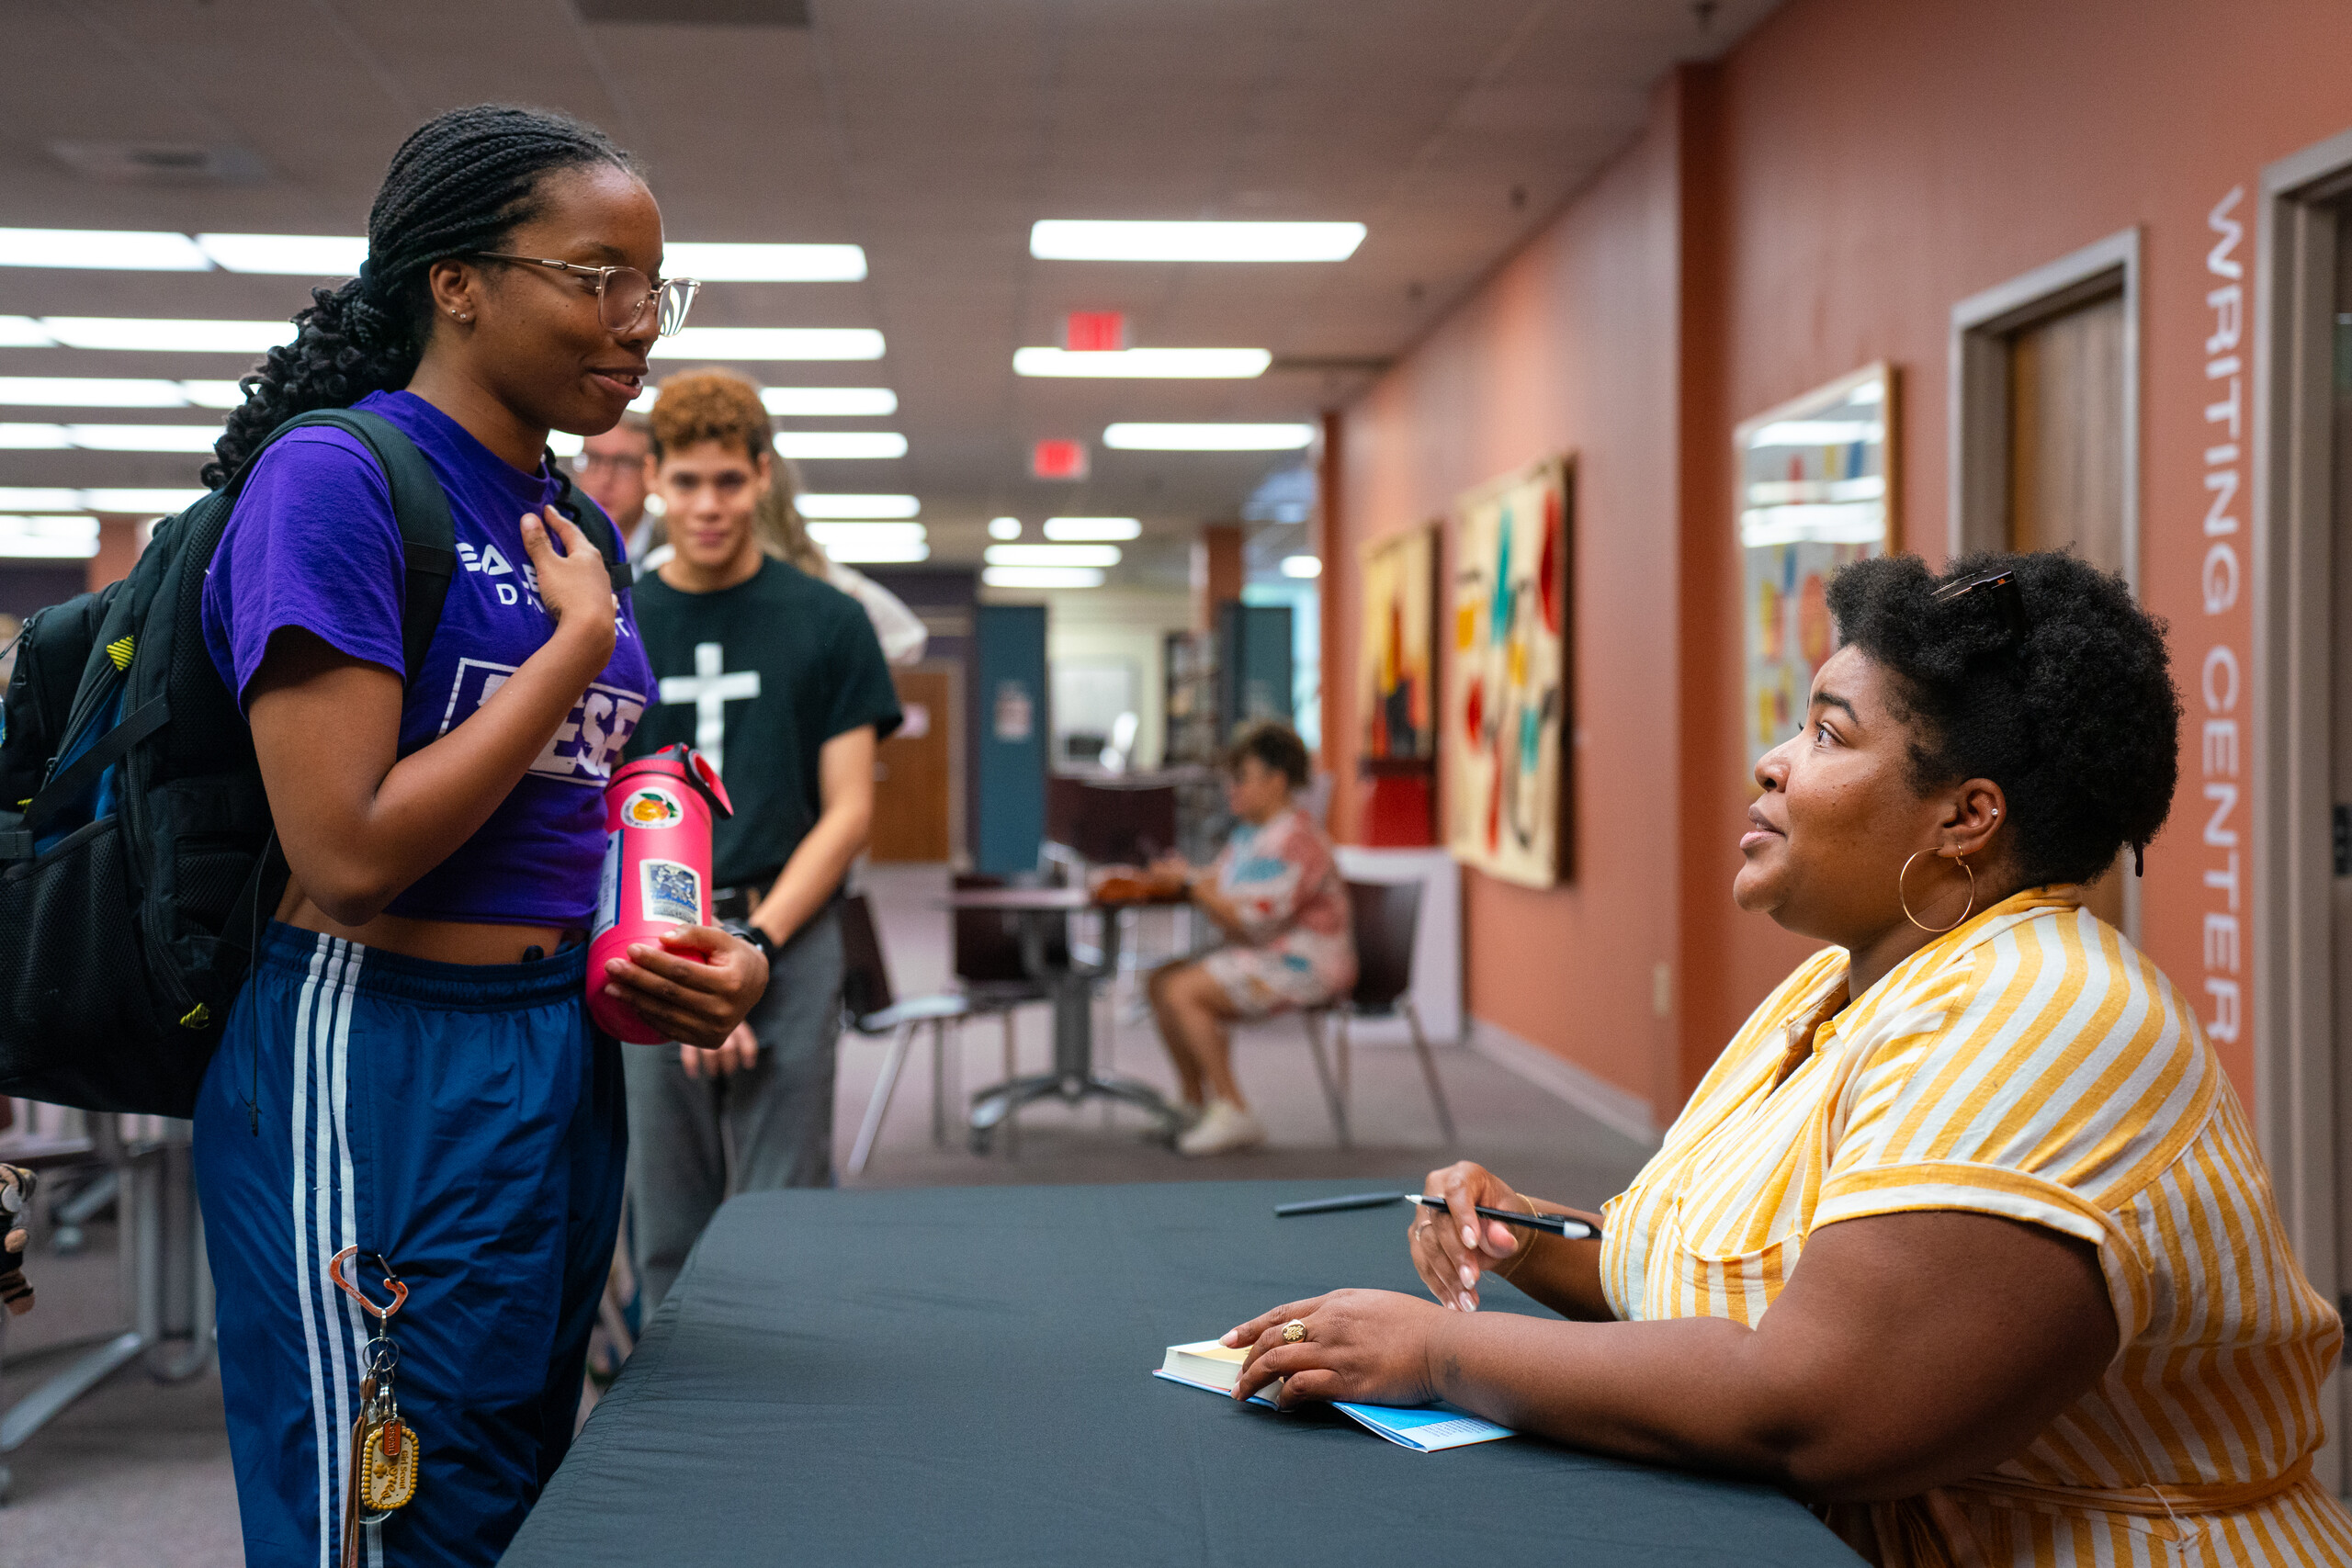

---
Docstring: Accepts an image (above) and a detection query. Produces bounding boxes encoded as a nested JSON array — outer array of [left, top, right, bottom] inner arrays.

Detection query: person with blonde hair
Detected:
[[751, 455, 928, 664]]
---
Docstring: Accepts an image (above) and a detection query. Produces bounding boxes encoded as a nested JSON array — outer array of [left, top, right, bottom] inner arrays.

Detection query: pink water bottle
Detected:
[[588, 745, 734, 1043]]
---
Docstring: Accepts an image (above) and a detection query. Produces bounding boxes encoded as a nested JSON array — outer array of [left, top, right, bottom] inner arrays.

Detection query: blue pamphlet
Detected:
[[1155, 1341, 1515, 1452]]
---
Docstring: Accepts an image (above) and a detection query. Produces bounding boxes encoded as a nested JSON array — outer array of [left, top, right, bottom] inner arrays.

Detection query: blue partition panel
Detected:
[[975, 603, 1048, 874]]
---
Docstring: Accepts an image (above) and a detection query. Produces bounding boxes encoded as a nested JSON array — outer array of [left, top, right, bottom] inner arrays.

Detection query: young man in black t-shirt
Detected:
[[623, 372, 900, 1311]]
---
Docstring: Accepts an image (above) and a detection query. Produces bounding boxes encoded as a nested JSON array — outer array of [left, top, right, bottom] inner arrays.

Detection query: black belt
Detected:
[[711, 883, 771, 923]]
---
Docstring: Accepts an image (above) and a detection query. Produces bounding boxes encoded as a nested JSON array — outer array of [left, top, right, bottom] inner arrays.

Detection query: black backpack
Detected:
[[0, 409, 628, 1116]]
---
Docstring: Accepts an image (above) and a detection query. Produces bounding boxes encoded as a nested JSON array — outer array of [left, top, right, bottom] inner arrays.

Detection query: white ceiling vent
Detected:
[[50, 141, 268, 186], [574, 0, 808, 23]]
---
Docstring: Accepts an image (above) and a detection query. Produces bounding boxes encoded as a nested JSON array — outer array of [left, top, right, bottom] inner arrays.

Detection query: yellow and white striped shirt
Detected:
[[1600, 887, 2352, 1566]]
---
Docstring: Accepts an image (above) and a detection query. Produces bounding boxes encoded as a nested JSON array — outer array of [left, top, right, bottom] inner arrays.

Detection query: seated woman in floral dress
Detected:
[[1147, 721, 1355, 1156]]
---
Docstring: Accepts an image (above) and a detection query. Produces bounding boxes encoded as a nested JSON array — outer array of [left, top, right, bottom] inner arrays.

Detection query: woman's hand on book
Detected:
[[1222, 1290, 1444, 1410]]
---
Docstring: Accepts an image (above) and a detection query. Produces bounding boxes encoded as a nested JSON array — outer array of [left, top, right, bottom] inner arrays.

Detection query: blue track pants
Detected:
[[193, 923, 626, 1568]]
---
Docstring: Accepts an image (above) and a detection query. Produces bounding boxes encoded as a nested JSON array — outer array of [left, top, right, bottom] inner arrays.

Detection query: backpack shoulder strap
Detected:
[[232, 409, 457, 689], [546, 457, 637, 597]]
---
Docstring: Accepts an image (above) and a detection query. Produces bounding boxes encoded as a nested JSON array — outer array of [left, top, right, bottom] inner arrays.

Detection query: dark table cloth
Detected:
[[503, 1179, 1862, 1567]]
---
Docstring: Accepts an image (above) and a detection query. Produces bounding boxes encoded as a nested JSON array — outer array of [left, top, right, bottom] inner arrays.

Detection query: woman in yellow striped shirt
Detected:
[[1226, 552, 2352, 1566]]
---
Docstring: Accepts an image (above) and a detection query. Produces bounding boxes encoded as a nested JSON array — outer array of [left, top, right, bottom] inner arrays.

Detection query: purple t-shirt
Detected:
[[200, 389, 653, 926]]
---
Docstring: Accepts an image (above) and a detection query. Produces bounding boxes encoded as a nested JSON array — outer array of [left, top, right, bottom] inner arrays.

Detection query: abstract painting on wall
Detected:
[[1359, 525, 1438, 845], [1445, 456, 1571, 888], [1734, 364, 1898, 776]]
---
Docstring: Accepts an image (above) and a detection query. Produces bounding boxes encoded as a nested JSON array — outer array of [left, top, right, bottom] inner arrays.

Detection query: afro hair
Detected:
[[1824, 551, 2182, 889]]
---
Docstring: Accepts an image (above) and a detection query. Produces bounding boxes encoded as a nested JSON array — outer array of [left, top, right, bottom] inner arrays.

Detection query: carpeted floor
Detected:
[[0, 864, 1650, 1564]]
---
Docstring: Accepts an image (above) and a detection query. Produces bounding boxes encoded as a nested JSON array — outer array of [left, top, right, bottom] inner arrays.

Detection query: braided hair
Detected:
[[202, 105, 635, 487]]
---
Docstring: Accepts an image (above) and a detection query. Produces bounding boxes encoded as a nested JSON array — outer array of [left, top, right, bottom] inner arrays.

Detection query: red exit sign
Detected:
[[1062, 311, 1126, 352], [1031, 439, 1089, 479]]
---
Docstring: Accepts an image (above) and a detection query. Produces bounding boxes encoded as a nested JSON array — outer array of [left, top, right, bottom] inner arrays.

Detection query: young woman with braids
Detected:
[[190, 105, 766, 1566]]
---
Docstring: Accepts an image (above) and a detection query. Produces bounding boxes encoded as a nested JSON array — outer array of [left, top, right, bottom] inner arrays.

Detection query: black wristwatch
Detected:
[[728, 919, 780, 964]]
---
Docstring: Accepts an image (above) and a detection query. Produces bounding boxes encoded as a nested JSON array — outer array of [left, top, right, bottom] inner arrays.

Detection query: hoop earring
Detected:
[[1899, 850, 1975, 934]]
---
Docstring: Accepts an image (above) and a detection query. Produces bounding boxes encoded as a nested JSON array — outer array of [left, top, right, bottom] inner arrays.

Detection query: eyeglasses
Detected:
[[573, 450, 648, 476], [469, 253, 701, 338], [1930, 567, 2030, 648]]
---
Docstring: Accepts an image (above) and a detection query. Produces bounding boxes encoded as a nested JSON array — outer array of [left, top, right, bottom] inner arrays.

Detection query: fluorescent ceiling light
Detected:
[[1012, 346, 1268, 378], [0, 376, 249, 409], [0, 424, 69, 449], [794, 493, 920, 519], [82, 423, 222, 452], [773, 431, 907, 460], [1042, 517, 1139, 541], [805, 521, 929, 563], [0, 230, 865, 282], [196, 233, 368, 275], [0, 515, 101, 558], [987, 516, 1022, 540], [3, 317, 298, 354], [1102, 423, 1314, 451], [0, 377, 187, 407], [653, 328, 885, 361], [983, 566, 1104, 590], [1030, 220, 1366, 263], [1280, 555, 1323, 579], [548, 432, 585, 457], [0, 228, 209, 270], [0, 487, 84, 512], [664, 243, 866, 282], [80, 488, 208, 514], [760, 387, 898, 417], [985, 543, 1120, 568]]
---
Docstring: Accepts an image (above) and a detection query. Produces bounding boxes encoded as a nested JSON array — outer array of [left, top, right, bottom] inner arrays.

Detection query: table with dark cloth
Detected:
[[503, 1180, 1862, 1567]]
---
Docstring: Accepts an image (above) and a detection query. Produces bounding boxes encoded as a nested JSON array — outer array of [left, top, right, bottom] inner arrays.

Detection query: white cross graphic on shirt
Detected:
[[656, 642, 760, 774]]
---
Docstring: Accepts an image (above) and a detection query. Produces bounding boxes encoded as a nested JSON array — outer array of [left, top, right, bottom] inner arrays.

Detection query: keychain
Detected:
[[329, 1247, 421, 1567]]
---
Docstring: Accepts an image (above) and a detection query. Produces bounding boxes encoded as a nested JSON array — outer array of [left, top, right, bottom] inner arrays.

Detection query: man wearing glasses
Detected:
[[576, 411, 659, 566]]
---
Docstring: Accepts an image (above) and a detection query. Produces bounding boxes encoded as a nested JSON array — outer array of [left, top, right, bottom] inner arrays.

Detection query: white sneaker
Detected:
[[1177, 1099, 1266, 1156]]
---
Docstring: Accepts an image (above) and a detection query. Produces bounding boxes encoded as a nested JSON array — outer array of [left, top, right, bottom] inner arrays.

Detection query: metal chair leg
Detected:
[[930, 1019, 950, 1147], [1336, 1010, 1351, 1116], [1001, 1013, 1020, 1159], [1300, 1009, 1351, 1148], [848, 1023, 915, 1176], [1400, 997, 1457, 1145]]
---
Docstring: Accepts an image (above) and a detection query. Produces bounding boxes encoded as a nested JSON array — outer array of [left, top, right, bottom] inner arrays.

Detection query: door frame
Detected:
[[2254, 128, 2352, 1355], [1949, 228, 2143, 581], [1948, 227, 2143, 940]]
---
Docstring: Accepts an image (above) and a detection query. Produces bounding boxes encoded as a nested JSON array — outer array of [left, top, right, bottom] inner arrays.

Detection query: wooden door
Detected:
[[2007, 289, 2129, 928], [869, 666, 955, 863]]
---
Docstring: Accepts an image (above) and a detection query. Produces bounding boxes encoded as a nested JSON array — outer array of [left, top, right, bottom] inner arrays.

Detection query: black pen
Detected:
[[1273, 1190, 1600, 1240]]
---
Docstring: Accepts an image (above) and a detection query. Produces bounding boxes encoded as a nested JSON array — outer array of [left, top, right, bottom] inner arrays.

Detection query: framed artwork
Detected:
[[1445, 456, 1571, 888], [1733, 364, 1899, 775], [1359, 525, 1439, 845]]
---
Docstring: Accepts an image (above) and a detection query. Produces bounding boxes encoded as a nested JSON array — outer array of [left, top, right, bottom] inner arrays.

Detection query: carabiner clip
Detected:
[[327, 1247, 408, 1324]]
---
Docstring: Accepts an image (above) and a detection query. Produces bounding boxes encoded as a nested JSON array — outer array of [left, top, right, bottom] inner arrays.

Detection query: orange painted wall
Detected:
[[1330, 84, 1690, 1114], [1327, 0, 2352, 1122]]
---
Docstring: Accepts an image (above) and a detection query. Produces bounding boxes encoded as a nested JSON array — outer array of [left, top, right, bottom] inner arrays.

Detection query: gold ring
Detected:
[[1281, 1318, 1307, 1344]]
